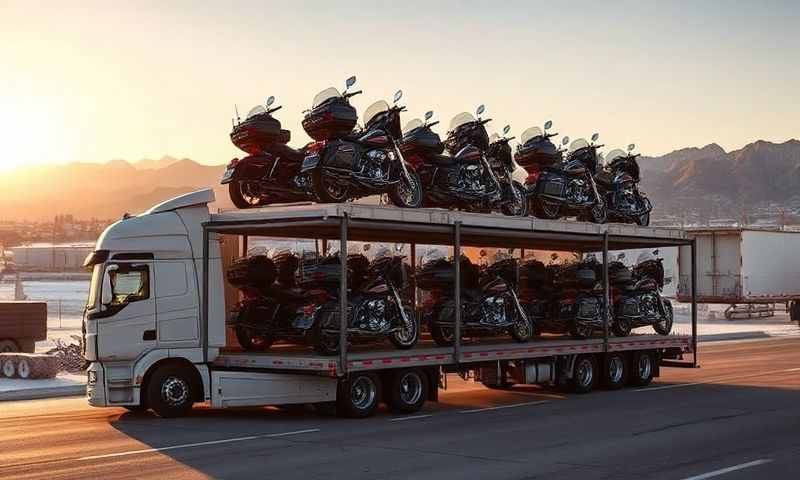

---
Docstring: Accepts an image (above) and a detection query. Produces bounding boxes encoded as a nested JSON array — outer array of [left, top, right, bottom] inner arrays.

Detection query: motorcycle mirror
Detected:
[[480, 249, 487, 257], [628, 143, 636, 152], [424, 110, 434, 121], [551, 253, 559, 261], [393, 90, 403, 103], [345, 75, 357, 90], [363, 243, 371, 252], [562, 136, 570, 145], [502, 125, 511, 135], [476, 104, 485, 116], [544, 120, 553, 131], [653, 249, 659, 256], [591, 133, 600, 142], [266, 96, 275, 107], [395, 243, 404, 253]]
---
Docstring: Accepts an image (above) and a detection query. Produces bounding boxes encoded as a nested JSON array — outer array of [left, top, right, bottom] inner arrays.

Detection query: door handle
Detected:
[[143, 329, 156, 341]]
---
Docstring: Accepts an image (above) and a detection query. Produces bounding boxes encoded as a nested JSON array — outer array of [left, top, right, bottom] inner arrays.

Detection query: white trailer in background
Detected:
[[676, 228, 800, 320]]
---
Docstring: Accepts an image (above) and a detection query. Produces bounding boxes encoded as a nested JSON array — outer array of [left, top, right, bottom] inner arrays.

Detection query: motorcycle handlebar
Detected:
[[427, 120, 440, 128], [344, 90, 363, 98], [546, 132, 558, 138], [268, 105, 283, 113], [480, 118, 492, 125], [594, 143, 605, 149]]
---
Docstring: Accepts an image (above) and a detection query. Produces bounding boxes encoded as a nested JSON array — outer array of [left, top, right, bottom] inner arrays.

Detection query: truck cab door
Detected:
[[95, 262, 157, 362]]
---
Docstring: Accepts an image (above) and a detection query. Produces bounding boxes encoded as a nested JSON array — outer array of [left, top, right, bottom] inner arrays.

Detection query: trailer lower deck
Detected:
[[213, 334, 692, 375]]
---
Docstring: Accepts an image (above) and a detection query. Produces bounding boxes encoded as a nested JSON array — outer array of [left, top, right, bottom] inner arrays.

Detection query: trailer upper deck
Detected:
[[207, 203, 690, 251]]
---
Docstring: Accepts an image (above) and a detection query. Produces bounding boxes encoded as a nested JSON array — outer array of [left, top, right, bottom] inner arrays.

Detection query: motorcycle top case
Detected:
[[415, 257, 480, 290], [230, 114, 291, 155], [226, 255, 277, 289], [515, 138, 561, 168], [633, 259, 664, 288], [302, 97, 358, 141], [400, 126, 445, 156], [300, 253, 370, 289]]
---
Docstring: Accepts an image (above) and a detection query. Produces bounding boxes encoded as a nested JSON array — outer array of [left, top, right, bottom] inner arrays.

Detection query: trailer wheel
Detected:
[[570, 355, 597, 394], [2, 358, 16, 378], [0, 339, 19, 353], [337, 373, 381, 418], [630, 351, 655, 387], [387, 368, 428, 414], [602, 353, 627, 390], [146, 364, 198, 418]]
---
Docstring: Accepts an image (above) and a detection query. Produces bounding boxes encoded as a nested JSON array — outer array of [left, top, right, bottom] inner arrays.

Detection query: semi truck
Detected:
[[83, 189, 697, 418], [676, 228, 800, 320], [0, 301, 47, 353]]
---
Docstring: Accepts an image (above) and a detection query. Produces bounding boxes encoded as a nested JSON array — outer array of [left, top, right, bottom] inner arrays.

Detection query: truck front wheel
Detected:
[[146, 364, 198, 418], [337, 373, 381, 418]]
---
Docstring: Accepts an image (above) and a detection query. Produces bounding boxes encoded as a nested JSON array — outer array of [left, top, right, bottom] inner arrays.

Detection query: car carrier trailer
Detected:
[[84, 189, 697, 418]]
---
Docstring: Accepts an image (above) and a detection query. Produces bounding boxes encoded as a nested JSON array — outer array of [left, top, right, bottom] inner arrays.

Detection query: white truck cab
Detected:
[[84, 189, 226, 416]]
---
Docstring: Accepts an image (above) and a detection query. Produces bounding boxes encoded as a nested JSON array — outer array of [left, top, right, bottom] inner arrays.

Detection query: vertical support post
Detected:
[[601, 232, 610, 355], [691, 238, 698, 367], [339, 214, 349, 377], [410, 242, 417, 308], [242, 234, 249, 257], [322, 238, 328, 256], [453, 222, 462, 364], [202, 227, 210, 364]]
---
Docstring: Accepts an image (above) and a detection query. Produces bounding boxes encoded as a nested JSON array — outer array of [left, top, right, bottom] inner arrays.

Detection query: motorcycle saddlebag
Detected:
[[226, 255, 277, 289], [323, 140, 359, 170], [302, 98, 358, 141]]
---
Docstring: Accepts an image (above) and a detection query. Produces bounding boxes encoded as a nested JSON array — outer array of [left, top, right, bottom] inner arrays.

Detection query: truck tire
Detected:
[[337, 373, 381, 418], [2, 358, 16, 377], [123, 404, 149, 414], [570, 355, 597, 394], [146, 364, 198, 418], [602, 353, 627, 390], [0, 339, 19, 353], [386, 368, 427, 414], [630, 351, 655, 387]]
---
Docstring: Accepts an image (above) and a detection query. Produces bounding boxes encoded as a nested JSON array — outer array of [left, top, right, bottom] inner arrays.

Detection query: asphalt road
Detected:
[[2, 338, 799, 480]]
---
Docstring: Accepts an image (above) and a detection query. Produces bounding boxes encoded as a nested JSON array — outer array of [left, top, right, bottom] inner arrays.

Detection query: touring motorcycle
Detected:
[[595, 144, 653, 226], [297, 85, 423, 207], [399, 108, 528, 215], [548, 255, 608, 339], [516, 123, 607, 223], [221, 96, 311, 208], [609, 251, 673, 336], [416, 254, 532, 346]]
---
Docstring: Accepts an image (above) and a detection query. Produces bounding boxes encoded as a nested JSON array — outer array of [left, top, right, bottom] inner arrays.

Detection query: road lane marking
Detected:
[[458, 400, 548, 414], [389, 414, 434, 422], [77, 428, 320, 461], [636, 367, 800, 392], [680, 458, 773, 480]]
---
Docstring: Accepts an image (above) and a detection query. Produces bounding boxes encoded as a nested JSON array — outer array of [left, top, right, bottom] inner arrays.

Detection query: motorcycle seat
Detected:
[[595, 170, 614, 187]]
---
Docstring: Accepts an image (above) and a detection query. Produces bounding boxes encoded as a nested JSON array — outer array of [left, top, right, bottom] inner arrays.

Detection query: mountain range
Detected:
[[1, 139, 798, 222]]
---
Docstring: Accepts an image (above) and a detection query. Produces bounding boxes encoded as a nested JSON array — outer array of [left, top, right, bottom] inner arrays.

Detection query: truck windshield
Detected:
[[86, 264, 103, 308]]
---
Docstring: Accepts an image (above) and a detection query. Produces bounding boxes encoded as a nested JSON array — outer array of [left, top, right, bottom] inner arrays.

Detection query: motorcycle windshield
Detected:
[[568, 138, 590, 154], [449, 112, 476, 131], [520, 126, 544, 146], [311, 87, 341, 108], [402, 118, 423, 135], [489, 133, 500, 144], [245, 105, 266, 120], [605, 149, 626, 164], [363, 100, 390, 127]]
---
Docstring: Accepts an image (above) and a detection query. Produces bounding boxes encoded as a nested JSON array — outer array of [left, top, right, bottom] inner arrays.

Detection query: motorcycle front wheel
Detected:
[[635, 212, 651, 226], [569, 320, 594, 339], [390, 307, 420, 349], [654, 300, 673, 335], [235, 325, 274, 351], [501, 181, 530, 217], [229, 181, 264, 209], [509, 312, 533, 342], [389, 171, 423, 208], [587, 201, 608, 224], [311, 170, 349, 203]]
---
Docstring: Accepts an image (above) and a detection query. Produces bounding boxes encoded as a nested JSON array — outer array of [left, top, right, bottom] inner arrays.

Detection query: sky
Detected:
[[1, 0, 798, 171]]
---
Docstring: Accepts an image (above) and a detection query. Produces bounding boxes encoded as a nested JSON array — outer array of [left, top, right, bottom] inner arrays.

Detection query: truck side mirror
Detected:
[[101, 264, 118, 307]]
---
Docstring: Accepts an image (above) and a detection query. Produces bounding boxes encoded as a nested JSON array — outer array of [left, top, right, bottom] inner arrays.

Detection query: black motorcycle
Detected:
[[518, 258, 557, 336], [609, 251, 673, 336], [595, 145, 653, 226], [517, 125, 607, 223], [295, 251, 420, 355], [550, 256, 608, 339], [399, 107, 528, 215], [416, 255, 532, 347], [221, 96, 311, 208], [298, 86, 423, 207]]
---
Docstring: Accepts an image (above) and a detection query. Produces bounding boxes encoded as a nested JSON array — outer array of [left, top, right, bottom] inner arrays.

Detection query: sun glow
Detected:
[[0, 94, 70, 172]]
